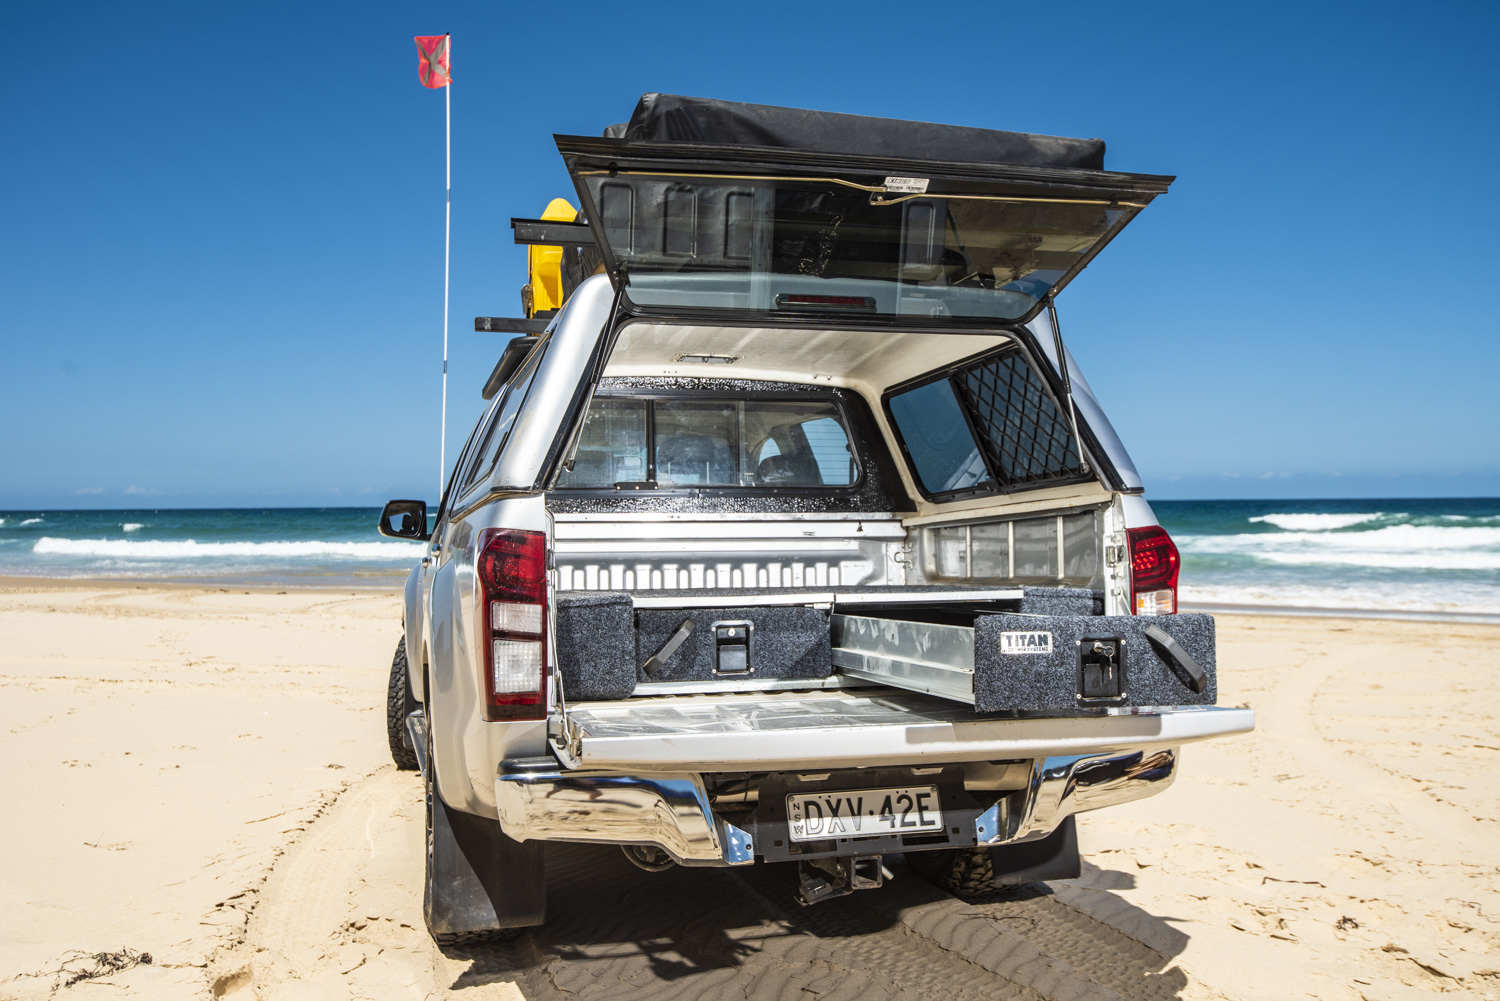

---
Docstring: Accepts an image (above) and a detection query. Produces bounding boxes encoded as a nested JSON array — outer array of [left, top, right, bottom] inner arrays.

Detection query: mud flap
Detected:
[[425, 794, 547, 937], [989, 816, 1080, 887], [416, 702, 544, 937]]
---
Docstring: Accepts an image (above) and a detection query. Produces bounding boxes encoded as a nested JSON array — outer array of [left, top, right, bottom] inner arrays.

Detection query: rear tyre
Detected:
[[386, 637, 419, 771], [421, 676, 546, 945], [912, 845, 1000, 899], [910, 817, 1081, 901]]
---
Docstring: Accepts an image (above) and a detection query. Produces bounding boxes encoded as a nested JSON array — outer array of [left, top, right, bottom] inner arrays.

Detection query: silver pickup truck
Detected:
[[378, 95, 1253, 944]]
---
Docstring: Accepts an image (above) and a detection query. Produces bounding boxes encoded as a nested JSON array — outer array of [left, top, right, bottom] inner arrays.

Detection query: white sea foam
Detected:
[[1180, 524, 1500, 571], [122, 523, 144, 532], [19, 518, 43, 526], [33, 537, 425, 560], [1183, 582, 1500, 616], [1248, 512, 1383, 531]]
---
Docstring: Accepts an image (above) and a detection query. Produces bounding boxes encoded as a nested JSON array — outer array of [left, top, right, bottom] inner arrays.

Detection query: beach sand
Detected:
[[0, 581, 1495, 1000]]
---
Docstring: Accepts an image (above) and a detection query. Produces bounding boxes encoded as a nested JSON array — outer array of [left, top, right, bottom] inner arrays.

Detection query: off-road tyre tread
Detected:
[[431, 928, 524, 948], [386, 637, 419, 771], [932, 847, 999, 899]]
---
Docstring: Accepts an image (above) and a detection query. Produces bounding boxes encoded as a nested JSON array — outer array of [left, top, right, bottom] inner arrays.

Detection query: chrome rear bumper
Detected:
[[496, 741, 1189, 865], [494, 760, 744, 866]]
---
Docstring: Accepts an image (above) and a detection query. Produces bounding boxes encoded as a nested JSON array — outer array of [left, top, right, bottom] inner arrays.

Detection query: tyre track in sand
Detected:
[[217, 767, 1194, 1000]]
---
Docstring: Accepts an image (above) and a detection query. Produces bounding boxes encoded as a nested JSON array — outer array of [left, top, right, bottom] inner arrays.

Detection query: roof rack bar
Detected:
[[475, 316, 550, 334], [510, 218, 596, 247]]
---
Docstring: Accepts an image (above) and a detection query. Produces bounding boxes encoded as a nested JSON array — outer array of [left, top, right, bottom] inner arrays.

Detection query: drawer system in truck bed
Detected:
[[554, 586, 1215, 712]]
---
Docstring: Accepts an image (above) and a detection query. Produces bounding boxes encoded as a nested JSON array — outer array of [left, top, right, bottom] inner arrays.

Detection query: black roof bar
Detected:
[[475, 316, 549, 334], [510, 218, 596, 247]]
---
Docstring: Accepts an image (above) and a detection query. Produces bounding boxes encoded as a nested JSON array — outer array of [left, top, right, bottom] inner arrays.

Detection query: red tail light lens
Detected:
[[1127, 525, 1179, 615], [475, 528, 548, 721]]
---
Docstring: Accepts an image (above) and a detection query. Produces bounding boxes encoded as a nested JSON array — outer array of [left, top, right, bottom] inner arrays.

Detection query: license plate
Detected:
[[786, 785, 943, 842]]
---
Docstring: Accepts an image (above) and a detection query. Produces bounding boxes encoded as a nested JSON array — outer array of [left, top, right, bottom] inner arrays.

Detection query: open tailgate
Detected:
[[549, 690, 1253, 772]]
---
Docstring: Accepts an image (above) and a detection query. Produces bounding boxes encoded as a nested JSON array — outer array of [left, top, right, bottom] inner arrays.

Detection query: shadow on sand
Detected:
[[447, 846, 1192, 1000]]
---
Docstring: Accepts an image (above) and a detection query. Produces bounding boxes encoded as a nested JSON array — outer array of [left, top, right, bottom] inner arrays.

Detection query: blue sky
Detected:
[[2, 0, 1496, 507]]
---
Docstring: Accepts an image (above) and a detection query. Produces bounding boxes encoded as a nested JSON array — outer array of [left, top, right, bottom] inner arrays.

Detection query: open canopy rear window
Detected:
[[576, 171, 1136, 323], [887, 347, 1086, 499], [558, 106, 1170, 325]]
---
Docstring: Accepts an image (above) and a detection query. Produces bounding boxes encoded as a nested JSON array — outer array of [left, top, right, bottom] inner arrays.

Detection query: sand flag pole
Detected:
[[415, 34, 453, 497]]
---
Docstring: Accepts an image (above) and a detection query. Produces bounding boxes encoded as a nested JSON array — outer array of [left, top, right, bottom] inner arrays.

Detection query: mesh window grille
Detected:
[[954, 351, 1084, 487]]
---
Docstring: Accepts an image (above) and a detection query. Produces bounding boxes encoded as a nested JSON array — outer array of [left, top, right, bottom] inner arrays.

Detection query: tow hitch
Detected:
[[795, 855, 893, 906]]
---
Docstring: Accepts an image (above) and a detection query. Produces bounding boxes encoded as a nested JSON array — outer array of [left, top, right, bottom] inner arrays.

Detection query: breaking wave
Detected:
[[122, 523, 144, 532], [1249, 512, 1383, 531], [1182, 582, 1500, 617], [32, 537, 425, 560], [1179, 524, 1500, 571], [19, 518, 42, 526]]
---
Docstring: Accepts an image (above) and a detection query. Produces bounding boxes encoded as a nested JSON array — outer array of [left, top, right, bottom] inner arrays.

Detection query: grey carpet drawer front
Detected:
[[554, 593, 836, 699], [554, 592, 637, 701], [832, 611, 1216, 712], [971, 613, 1216, 711], [634, 606, 834, 683]]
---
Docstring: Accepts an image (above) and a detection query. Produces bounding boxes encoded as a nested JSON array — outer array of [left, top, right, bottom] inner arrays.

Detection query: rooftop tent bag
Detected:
[[602, 93, 1107, 170]]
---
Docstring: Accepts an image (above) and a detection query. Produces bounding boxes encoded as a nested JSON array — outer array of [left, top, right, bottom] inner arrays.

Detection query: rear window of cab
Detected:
[[556, 395, 858, 491]]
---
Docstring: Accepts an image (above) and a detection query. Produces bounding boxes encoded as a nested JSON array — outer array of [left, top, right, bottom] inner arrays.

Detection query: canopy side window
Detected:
[[886, 346, 1088, 501], [459, 336, 551, 496]]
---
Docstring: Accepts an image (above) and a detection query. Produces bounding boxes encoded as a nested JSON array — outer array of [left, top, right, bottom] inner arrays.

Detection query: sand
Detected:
[[0, 581, 1495, 1001]]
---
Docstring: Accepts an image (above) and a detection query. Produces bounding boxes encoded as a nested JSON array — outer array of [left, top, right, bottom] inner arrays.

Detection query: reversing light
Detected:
[[475, 528, 548, 720], [1127, 526, 1179, 615]]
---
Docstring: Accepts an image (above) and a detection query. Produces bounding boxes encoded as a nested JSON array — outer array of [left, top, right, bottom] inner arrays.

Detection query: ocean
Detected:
[[0, 508, 425, 588], [1, 500, 1496, 619], [1156, 498, 1500, 619]]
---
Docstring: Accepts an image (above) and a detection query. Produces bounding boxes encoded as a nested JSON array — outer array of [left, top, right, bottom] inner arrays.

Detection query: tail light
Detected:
[[475, 528, 548, 721], [1127, 526, 1179, 615]]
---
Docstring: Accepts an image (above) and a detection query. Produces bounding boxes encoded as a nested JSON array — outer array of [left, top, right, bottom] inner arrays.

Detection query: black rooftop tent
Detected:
[[602, 93, 1107, 172]]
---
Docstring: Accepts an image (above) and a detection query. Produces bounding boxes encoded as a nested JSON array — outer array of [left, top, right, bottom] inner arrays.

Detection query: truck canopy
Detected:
[[558, 95, 1173, 327]]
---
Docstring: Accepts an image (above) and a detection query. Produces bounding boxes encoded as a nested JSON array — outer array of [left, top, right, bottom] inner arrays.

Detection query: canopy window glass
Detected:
[[887, 347, 1086, 499], [557, 396, 858, 490], [580, 173, 1129, 321]]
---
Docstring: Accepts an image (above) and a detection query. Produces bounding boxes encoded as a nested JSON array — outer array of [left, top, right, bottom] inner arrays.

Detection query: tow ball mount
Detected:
[[795, 855, 889, 906]]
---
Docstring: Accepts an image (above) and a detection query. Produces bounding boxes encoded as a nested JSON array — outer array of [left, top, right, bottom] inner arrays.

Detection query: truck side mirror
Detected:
[[378, 499, 431, 541]]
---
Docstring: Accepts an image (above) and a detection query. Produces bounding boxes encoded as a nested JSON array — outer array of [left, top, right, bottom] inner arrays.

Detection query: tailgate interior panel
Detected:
[[554, 691, 1253, 772]]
